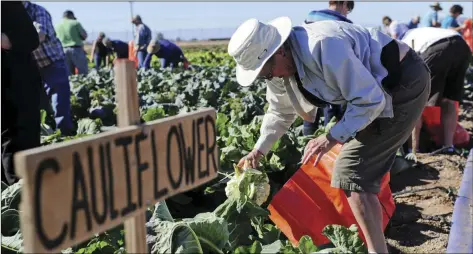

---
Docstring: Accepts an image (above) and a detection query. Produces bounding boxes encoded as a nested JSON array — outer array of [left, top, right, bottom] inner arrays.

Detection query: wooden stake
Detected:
[[114, 59, 147, 253]]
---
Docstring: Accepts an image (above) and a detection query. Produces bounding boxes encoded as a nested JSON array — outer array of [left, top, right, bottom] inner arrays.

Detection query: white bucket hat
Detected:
[[228, 16, 293, 87]]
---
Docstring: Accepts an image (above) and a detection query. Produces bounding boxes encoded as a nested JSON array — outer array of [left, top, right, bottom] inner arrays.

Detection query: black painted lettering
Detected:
[[88, 145, 108, 225], [178, 122, 196, 186], [35, 158, 67, 250], [105, 142, 119, 219], [135, 132, 149, 207], [71, 152, 92, 239], [167, 126, 183, 190], [115, 136, 137, 217], [196, 117, 206, 179], [205, 115, 218, 175], [151, 130, 168, 200]]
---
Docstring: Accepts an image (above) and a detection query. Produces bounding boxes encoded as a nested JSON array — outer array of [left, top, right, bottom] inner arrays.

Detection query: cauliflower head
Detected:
[[225, 161, 270, 206]]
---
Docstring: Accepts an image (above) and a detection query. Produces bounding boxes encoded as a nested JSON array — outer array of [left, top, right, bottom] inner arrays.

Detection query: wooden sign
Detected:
[[14, 60, 219, 253]]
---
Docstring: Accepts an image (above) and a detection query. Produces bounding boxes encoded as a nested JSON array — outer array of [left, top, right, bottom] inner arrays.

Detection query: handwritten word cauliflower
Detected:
[[225, 161, 270, 206]]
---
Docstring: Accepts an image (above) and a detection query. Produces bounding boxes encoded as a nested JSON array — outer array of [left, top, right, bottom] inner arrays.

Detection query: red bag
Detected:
[[268, 144, 395, 246], [128, 40, 139, 69], [462, 19, 473, 53], [422, 103, 470, 147]]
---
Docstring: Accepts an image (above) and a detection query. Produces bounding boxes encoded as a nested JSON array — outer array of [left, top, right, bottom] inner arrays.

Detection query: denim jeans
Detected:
[[64, 46, 89, 75], [137, 50, 148, 69], [40, 59, 73, 135], [94, 54, 106, 70]]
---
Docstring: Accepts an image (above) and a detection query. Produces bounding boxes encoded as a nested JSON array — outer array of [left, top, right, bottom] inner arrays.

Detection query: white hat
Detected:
[[228, 16, 292, 87]]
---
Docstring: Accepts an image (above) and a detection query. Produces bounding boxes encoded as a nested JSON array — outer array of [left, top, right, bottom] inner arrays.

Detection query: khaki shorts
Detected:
[[331, 50, 431, 194]]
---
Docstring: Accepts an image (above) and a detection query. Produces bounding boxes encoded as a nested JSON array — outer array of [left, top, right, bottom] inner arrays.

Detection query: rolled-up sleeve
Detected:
[[318, 37, 386, 143], [254, 79, 297, 155]]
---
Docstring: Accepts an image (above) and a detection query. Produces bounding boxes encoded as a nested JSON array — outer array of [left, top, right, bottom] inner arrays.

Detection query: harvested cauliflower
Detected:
[[225, 161, 270, 206]]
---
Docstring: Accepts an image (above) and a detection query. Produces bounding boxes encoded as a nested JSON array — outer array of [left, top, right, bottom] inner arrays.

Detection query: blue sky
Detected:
[[37, 1, 472, 41]]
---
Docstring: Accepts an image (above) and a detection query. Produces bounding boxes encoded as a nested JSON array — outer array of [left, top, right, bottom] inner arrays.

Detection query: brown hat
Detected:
[[430, 2, 442, 10]]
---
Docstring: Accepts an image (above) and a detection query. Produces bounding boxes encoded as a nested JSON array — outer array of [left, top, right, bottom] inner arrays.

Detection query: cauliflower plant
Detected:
[[225, 161, 270, 206]]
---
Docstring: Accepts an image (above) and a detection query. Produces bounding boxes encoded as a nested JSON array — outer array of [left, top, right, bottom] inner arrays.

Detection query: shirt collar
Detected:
[[317, 9, 353, 23], [288, 31, 306, 80]]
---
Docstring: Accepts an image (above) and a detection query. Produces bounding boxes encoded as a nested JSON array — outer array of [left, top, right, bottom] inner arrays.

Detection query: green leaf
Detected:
[[214, 197, 268, 249], [149, 221, 203, 254], [1, 180, 22, 213], [262, 240, 283, 253], [152, 201, 174, 222], [172, 224, 203, 254], [260, 224, 281, 245], [298, 235, 318, 253], [321, 224, 367, 254], [1, 210, 21, 237], [182, 212, 229, 253], [76, 118, 103, 135], [234, 241, 263, 254], [1, 231, 23, 253]]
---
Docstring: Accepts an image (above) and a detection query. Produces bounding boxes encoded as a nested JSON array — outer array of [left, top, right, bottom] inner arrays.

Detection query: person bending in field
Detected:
[[402, 27, 472, 156], [230, 16, 430, 253], [382, 16, 409, 40], [24, 1, 74, 136], [102, 37, 129, 65], [143, 39, 188, 70], [90, 32, 108, 69], [302, 1, 355, 136]]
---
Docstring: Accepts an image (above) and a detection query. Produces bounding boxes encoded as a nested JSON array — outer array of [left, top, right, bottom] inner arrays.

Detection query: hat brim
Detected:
[[430, 5, 442, 10], [235, 16, 293, 87]]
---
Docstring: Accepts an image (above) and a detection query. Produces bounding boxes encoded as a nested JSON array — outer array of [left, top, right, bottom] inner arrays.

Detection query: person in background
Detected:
[[23, 1, 74, 136], [402, 27, 472, 155], [102, 37, 129, 64], [303, 1, 354, 136], [420, 2, 442, 28], [55, 10, 88, 75], [1, 1, 42, 185], [407, 16, 420, 29], [231, 16, 430, 253], [144, 39, 188, 70], [131, 15, 152, 68], [306, 1, 354, 24], [90, 32, 108, 70], [382, 16, 409, 40], [441, 5, 466, 32]]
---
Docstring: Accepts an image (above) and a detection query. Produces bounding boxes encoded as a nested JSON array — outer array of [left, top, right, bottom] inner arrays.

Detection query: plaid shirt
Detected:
[[24, 2, 65, 68]]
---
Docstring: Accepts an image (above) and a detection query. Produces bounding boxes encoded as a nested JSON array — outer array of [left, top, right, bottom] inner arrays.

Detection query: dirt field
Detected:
[[385, 96, 472, 253]]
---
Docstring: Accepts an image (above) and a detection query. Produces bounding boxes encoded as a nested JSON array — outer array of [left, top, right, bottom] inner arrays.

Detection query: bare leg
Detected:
[[412, 118, 422, 152], [346, 192, 388, 253], [440, 98, 457, 147]]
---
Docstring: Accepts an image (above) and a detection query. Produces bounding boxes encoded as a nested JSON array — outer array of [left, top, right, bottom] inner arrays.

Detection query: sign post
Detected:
[[14, 59, 219, 253]]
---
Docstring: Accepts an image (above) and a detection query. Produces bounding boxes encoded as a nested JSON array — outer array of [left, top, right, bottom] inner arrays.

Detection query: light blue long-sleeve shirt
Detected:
[[255, 20, 402, 154], [134, 23, 151, 51]]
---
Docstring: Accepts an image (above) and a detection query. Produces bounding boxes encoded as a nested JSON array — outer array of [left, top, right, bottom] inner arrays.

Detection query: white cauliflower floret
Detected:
[[224, 161, 270, 206]]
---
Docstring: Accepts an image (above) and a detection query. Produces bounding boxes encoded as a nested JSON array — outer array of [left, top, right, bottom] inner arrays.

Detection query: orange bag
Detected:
[[422, 103, 470, 147], [462, 19, 473, 53], [268, 144, 395, 246], [128, 40, 139, 68]]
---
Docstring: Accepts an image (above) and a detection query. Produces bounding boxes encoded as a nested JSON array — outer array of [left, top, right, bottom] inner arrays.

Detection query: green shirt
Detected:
[[55, 18, 86, 47]]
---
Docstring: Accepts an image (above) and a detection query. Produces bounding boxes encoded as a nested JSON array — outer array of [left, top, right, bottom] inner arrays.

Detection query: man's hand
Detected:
[[302, 134, 337, 166], [2, 33, 11, 50], [238, 149, 264, 169]]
